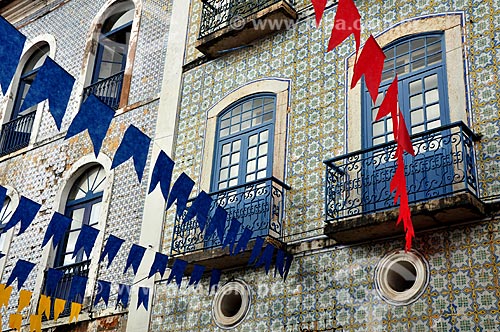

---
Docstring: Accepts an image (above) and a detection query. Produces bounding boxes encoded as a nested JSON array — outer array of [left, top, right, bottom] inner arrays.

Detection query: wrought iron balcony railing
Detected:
[[171, 177, 290, 256], [0, 111, 36, 156], [43, 260, 90, 318], [82, 71, 124, 110], [199, 0, 296, 38], [324, 122, 480, 222]]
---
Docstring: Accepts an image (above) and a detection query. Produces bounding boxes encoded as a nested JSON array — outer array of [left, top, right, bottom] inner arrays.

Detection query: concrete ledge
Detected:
[[324, 192, 486, 244]]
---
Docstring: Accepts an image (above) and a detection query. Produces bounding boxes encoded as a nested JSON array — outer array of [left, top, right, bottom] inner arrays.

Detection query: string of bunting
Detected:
[[0, 14, 293, 328], [311, 0, 416, 250]]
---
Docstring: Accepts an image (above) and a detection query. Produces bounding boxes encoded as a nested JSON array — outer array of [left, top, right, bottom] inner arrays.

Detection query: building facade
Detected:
[[0, 0, 499, 331]]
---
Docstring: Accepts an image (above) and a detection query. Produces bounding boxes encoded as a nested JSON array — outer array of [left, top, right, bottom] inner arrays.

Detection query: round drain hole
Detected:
[[375, 249, 429, 305]]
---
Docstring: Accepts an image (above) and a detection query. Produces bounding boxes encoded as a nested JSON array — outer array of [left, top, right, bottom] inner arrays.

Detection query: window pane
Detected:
[[247, 160, 256, 173], [427, 104, 440, 120], [424, 74, 438, 89], [425, 89, 439, 104], [249, 134, 258, 147], [220, 168, 228, 180], [231, 152, 240, 164], [257, 157, 267, 170], [221, 156, 230, 167], [248, 147, 257, 159], [411, 108, 424, 124], [259, 143, 268, 155], [70, 209, 85, 229], [89, 203, 101, 227], [410, 94, 423, 109]]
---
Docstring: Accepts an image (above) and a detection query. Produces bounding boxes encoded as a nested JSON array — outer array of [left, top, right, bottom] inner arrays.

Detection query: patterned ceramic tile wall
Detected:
[[0, 0, 171, 324], [154, 0, 500, 331], [152, 219, 500, 332]]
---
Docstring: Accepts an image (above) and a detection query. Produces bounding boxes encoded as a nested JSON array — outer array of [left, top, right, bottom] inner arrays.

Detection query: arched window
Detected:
[[362, 33, 450, 208], [84, 2, 134, 110], [55, 165, 106, 267], [212, 94, 276, 191], [0, 43, 49, 156]]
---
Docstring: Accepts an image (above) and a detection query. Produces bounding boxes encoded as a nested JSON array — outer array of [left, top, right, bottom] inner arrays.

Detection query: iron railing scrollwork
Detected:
[[43, 260, 91, 319], [324, 122, 480, 222], [199, 0, 296, 38], [82, 71, 124, 110], [0, 111, 36, 156], [171, 177, 290, 256]]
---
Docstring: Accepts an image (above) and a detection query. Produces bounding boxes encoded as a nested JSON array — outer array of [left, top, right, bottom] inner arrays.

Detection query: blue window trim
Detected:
[[211, 93, 277, 192], [362, 32, 450, 149], [91, 21, 132, 85]]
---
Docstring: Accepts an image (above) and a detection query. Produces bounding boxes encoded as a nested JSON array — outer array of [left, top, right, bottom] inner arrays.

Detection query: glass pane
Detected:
[[220, 128, 229, 137], [427, 52, 442, 66], [260, 130, 268, 142], [248, 147, 257, 159], [410, 38, 425, 50], [247, 160, 256, 173], [381, 70, 394, 82], [257, 170, 266, 179], [427, 119, 441, 130], [242, 111, 251, 121], [425, 89, 439, 104], [66, 231, 79, 253], [246, 174, 255, 182], [242, 101, 252, 112], [230, 166, 239, 178], [373, 137, 385, 145], [64, 254, 76, 266], [412, 59, 425, 71], [70, 209, 85, 229], [230, 124, 239, 134], [233, 140, 241, 151], [253, 98, 263, 108], [396, 64, 410, 76], [241, 120, 251, 130], [229, 179, 238, 187], [231, 152, 240, 164], [409, 80, 421, 95], [257, 157, 267, 170], [0, 233, 5, 252], [396, 43, 409, 57], [231, 113, 241, 125], [263, 112, 273, 123], [424, 74, 438, 89], [220, 168, 228, 180], [222, 143, 231, 154], [221, 119, 230, 128], [427, 41, 441, 55], [373, 121, 385, 136], [249, 134, 258, 146], [411, 108, 424, 124], [221, 156, 230, 167], [395, 53, 410, 67], [413, 124, 425, 134], [218, 182, 227, 190], [259, 143, 268, 155], [427, 104, 440, 120], [232, 105, 241, 116], [410, 94, 423, 109], [89, 202, 101, 226]]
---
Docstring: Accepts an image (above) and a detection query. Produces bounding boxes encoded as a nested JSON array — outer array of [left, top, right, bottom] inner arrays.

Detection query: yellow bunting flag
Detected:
[[9, 313, 22, 331], [53, 298, 66, 321], [17, 289, 32, 313], [38, 295, 51, 319], [29, 315, 42, 332], [69, 302, 82, 323], [0, 284, 13, 308]]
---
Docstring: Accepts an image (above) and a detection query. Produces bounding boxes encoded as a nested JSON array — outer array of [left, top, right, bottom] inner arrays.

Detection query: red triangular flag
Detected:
[[351, 35, 386, 103], [397, 112, 415, 156], [327, 0, 361, 53], [377, 76, 399, 121], [311, 0, 328, 27]]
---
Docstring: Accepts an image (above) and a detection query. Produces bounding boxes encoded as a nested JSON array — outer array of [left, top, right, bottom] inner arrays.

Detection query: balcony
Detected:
[[324, 122, 485, 243], [0, 111, 35, 156], [170, 177, 290, 270], [82, 71, 124, 110], [196, 0, 297, 58], [43, 260, 90, 318]]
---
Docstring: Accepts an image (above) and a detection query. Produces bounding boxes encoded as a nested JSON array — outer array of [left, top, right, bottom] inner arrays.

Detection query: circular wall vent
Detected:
[[375, 249, 429, 305], [212, 279, 251, 329]]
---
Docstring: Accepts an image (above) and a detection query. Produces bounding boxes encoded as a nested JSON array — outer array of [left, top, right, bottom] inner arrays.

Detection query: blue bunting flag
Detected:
[[148, 252, 169, 278], [284, 253, 294, 281], [68, 275, 87, 303], [42, 212, 72, 248], [183, 191, 212, 231], [73, 224, 99, 259], [255, 244, 275, 274], [20, 57, 75, 130], [0, 16, 26, 94], [166, 173, 194, 216], [247, 237, 265, 266], [188, 264, 205, 289], [209, 269, 222, 295], [44, 268, 64, 297], [99, 235, 125, 268], [3, 196, 41, 235], [137, 287, 150, 310], [148, 151, 174, 200], [124, 244, 146, 275], [0, 186, 6, 206], [111, 125, 151, 182], [66, 94, 114, 157], [167, 259, 188, 289], [222, 218, 241, 251], [94, 280, 111, 307], [232, 227, 253, 255], [6, 260, 36, 291], [274, 249, 285, 278], [117, 284, 131, 309], [206, 206, 226, 243]]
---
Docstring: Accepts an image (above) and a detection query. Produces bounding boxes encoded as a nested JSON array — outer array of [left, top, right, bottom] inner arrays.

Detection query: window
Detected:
[[49, 165, 105, 315], [84, 2, 134, 110], [0, 197, 13, 255], [0, 43, 49, 156], [55, 165, 106, 267], [362, 33, 451, 208], [212, 94, 276, 191]]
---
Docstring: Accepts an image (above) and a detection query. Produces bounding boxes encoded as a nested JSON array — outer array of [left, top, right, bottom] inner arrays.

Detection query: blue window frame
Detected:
[[54, 166, 106, 267], [212, 94, 276, 191], [85, 4, 134, 110], [362, 33, 451, 207]]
